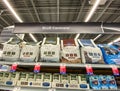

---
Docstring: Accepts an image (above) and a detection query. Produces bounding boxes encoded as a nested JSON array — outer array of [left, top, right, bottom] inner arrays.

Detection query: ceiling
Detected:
[[0, 0, 120, 44]]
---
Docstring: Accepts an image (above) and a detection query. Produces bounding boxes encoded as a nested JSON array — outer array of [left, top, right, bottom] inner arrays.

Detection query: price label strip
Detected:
[[60, 63, 66, 74], [111, 65, 119, 76], [10, 63, 18, 72], [48, 88, 56, 91], [86, 64, 93, 75], [13, 87, 21, 91], [34, 63, 41, 73]]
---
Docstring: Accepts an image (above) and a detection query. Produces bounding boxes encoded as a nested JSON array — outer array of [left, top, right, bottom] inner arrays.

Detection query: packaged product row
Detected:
[[0, 37, 120, 65], [0, 72, 119, 90]]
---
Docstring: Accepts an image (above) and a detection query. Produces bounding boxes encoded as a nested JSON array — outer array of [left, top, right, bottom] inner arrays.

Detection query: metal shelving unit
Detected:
[[0, 86, 120, 91], [0, 23, 120, 91], [0, 61, 119, 68]]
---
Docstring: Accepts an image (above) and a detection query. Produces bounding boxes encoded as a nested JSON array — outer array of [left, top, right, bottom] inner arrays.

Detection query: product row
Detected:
[[0, 72, 119, 90], [0, 37, 120, 64]]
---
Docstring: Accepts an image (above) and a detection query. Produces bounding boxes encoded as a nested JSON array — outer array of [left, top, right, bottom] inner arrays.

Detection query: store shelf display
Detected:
[[0, 23, 120, 91], [0, 72, 19, 86], [99, 75, 109, 89], [0, 34, 120, 68], [99, 44, 120, 65], [78, 39, 104, 64], [113, 42, 120, 50], [107, 75, 117, 89], [42, 73, 52, 88], [2, 43, 20, 62], [17, 72, 29, 86], [40, 37, 60, 62], [88, 75, 118, 90], [20, 43, 40, 62], [61, 39, 81, 63], [0, 72, 119, 90], [0, 72, 5, 85], [89, 75, 101, 90]]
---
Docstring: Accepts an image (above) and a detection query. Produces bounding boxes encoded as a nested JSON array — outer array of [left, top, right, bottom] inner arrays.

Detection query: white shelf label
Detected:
[[48, 88, 56, 91], [13, 87, 21, 91]]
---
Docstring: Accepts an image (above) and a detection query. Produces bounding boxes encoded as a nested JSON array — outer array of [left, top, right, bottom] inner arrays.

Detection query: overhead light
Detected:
[[3, 0, 23, 23], [3, 0, 38, 42], [85, 0, 100, 22], [93, 34, 102, 41], [108, 37, 120, 45], [29, 33, 37, 42], [103, 27, 120, 32], [108, 42, 113, 45], [89, 0, 107, 5], [75, 34, 80, 39]]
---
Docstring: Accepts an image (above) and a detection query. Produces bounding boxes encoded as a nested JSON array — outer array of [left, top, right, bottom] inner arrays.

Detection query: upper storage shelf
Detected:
[[13, 22, 120, 34], [0, 22, 120, 68]]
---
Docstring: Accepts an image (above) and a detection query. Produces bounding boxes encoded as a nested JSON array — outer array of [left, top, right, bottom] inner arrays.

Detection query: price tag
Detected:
[[10, 63, 18, 72], [34, 63, 41, 73], [86, 64, 93, 75], [60, 64, 66, 74], [13, 87, 21, 91], [48, 88, 56, 91], [111, 65, 119, 76]]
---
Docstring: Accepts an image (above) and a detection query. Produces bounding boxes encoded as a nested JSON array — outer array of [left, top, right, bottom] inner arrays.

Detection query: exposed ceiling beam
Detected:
[[113, 16, 120, 22], [0, 24, 4, 28], [57, 0, 60, 22], [93, 34, 102, 41], [23, 0, 35, 22], [30, 0, 41, 22], [108, 36, 120, 45], [3, 7, 119, 11], [3, 0, 23, 23], [85, 0, 101, 22], [75, 0, 86, 22], [48, 0, 52, 22], [81, 34, 86, 39], [100, 34, 113, 42], [2, 12, 120, 16], [0, 11, 5, 27], [0, 16, 10, 26], [94, 0, 113, 22]]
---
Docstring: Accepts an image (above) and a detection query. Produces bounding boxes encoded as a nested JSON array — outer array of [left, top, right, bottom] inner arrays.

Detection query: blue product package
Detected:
[[99, 75, 109, 89], [107, 75, 117, 89], [113, 42, 120, 50], [89, 75, 101, 90], [98, 44, 120, 64]]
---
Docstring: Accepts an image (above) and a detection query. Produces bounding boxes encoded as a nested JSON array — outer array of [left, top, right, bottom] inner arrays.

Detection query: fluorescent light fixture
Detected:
[[75, 34, 80, 39], [3, 0, 38, 42], [85, 0, 100, 22], [108, 37, 120, 45], [93, 34, 102, 41], [29, 33, 37, 42], [108, 42, 113, 45], [3, 0, 23, 23], [103, 27, 120, 32]]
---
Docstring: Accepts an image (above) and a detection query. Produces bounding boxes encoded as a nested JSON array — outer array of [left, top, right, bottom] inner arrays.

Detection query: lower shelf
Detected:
[[0, 61, 120, 68], [0, 86, 120, 91]]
